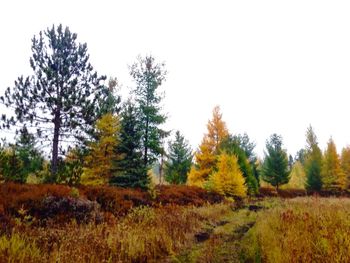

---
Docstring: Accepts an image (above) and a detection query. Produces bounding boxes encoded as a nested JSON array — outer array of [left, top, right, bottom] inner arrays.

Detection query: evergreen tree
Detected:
[[1, 24, 108, 181], [234, 133, 260, 185], [322, 138, 346, 191], [341, 146, 350, 189], [130, 55, 168, 169], [304, 126, 323, 191], [220, 135, 258, 194], [109, 101, 148, 189], [283, 161, 306, 189], [164, 131, 193, 184], [207, 152, 246, 197], [188, 106, 228, 187], [15, 126, 44, 181], [261, 134, 290, 191], [82, 113, 120, 185]]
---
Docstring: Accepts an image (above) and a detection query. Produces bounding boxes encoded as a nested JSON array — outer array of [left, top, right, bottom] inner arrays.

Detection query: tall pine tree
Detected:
[[130, 55, 168, 171], [1, 24, 108, 181]]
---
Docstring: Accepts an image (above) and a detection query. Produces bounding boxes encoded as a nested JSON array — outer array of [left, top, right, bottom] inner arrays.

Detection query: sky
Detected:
[[1, 0, 350, 158]]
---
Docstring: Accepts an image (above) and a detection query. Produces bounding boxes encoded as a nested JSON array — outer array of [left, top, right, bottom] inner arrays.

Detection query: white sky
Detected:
[[1, 0, 350, 157]]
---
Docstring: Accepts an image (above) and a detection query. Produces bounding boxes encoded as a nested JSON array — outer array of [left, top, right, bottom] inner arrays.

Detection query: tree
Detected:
[[82, 113, 120, 185], [304, 126, 323, 191], [130, 55, 168, 168], [322, 138, 346, 191], [220, 135, 259, 194], [282, 161, 306, 189], [15, 126, 44, 182], [164, 131, 193, 184], [1, 24, 108, 181], [207, 152, 246, 197], [261, 134, 290, 191], [109, 101, 148, 189], [188, 106, 228, 187], [341, 146, 350, 189]]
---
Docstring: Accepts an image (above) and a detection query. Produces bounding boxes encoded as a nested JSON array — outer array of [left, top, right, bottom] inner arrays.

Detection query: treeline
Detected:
[[0, 24, 349, 198]]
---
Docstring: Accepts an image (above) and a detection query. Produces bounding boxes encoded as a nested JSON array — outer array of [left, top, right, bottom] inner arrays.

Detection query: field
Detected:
[[1, 184, 350, 262]]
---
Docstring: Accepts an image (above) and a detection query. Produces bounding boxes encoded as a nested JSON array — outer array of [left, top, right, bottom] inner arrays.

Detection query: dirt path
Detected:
[[169, 204, 266, 263]]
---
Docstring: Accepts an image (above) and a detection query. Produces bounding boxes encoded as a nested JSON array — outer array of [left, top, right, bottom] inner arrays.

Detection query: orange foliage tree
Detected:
[[188, 106, 229, 187], [322, 138, 346, 190]]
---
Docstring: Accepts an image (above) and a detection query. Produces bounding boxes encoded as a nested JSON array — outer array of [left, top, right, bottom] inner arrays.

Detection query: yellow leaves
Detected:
[[188, 106, 229, 186], [208, 152, 247, 197], [82, 113, 121, 185], [322, 138, 346, 190]]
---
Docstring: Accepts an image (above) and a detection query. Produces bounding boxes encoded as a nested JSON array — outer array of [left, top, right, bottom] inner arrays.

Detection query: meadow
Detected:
[[0, 183, 350, 262]]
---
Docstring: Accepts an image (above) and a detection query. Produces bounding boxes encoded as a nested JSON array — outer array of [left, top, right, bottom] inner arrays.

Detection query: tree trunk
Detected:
[[51, 110, 61, 181]]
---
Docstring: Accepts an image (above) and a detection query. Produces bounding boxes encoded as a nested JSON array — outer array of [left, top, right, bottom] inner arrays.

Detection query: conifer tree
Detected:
[[261, 134, 290, 191], [341, 146, 350, 189], [164, 131, 193, 184], [207, 152, 246, 197], [322, 138, 346, 191], [130, 56, 168, 169], [109, 101, 148, 189], [188, 106, 228, 187], [82, 113, 120, 185], [0, 24, 108, 181], [304, 126, 323, 191]]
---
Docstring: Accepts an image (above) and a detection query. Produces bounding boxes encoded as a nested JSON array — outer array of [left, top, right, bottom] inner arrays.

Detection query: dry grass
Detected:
[[243, 197, 350, 262], [0, 203, 231, 263]]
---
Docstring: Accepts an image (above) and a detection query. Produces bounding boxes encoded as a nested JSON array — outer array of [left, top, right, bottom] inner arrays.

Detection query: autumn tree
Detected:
[[261, 134, 290, 191], [109, 101, 148, 189], [207, 152, 246, 197], [82, 113, 120, 185], [322, 138, 346, 191], [341, 146, 350, 189], [164, 131, 193, 184], [304, 126, 323, 191], [283, 161, 306, 189], [220, 135, 259, 194], [0, 24, 108, 181], [188, 106, 229, 187], [130, 55, 168, 169]]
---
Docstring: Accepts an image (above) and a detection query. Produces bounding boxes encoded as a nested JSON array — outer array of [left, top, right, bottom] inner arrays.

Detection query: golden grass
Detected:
[[0, 203, 231, 263], [244, 197, 350, 262]]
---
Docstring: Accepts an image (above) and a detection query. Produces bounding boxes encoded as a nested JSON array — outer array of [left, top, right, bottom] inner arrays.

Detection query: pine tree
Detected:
[[109, 101, 148, 189], [188, 106, 228, 187], [130, 56, 168, 169], [261, 134, 290, 191], [322, 138, 346, 191], [207, 152, 246, 197], [341, 146, 350, 189], [82, 114, 120, 185], [304, 126, 323, 191], [164, 131, 193, 184], [0, 24, 108, 181]]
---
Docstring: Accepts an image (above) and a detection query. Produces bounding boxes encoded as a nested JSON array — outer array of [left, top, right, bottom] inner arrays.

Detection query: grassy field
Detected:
[[1, 184, 350, 262]]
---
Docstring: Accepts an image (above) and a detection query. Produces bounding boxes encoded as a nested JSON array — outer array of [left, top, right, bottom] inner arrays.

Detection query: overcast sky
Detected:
[[1, 0, 350, 157]]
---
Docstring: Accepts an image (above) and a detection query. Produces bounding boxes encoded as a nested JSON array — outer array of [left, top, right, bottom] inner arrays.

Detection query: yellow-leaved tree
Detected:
[[341, 146, 350, 189], [207, 152, 246, 197], [281, 161, 306, 189], [188, 106, 229, 187], [322, 138, 346, 191], [82, 113, 120, 185]]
